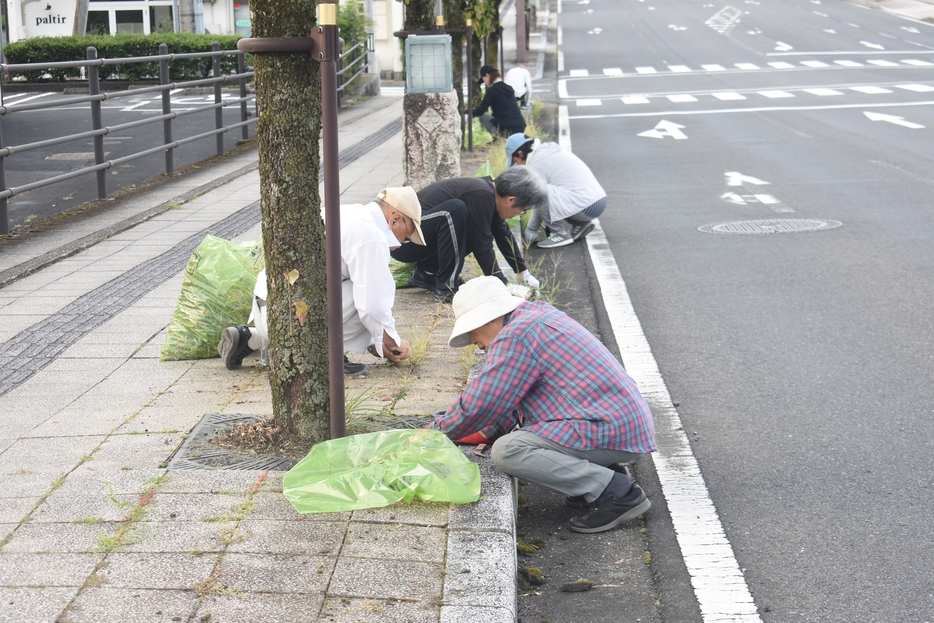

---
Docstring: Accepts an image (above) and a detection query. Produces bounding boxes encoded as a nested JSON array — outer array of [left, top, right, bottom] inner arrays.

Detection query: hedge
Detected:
[[2, 34, 245, 82]]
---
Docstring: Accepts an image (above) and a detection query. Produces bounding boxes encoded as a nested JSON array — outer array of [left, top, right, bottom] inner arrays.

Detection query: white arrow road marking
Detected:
[[638, 120, 688, 139], [823, 28, 836, 33], [774, 41, 793, 51], [864, 111, 925, 128], [725, 171, 768, 186], [121, 101, 151, 112], [721, 192, 747, 204], [860, 40, 885, 49]]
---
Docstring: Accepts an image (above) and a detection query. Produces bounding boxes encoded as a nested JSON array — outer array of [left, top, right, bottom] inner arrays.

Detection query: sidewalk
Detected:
[[0, 90, 517, 623]]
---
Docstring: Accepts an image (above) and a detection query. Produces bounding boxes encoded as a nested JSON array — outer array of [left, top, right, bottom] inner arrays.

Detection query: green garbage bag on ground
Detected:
[[390, 258, 415, 288], [283, 429, 482, 514], [160, 234, 264, 361]]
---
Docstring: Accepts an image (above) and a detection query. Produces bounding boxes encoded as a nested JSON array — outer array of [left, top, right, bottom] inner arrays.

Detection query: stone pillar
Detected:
[[403, 90, 462, 189]]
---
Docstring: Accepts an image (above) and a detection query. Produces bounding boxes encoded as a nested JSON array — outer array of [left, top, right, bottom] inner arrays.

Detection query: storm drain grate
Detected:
[[166, 413, 299, 471], [698, 219, 842, 234]]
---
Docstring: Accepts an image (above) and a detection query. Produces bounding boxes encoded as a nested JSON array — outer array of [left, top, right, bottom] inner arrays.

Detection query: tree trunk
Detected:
[[251, 0, 330, 442]]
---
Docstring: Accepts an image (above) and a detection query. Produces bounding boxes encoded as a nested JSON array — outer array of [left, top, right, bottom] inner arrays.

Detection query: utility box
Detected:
[[404, 35, 452, 94]]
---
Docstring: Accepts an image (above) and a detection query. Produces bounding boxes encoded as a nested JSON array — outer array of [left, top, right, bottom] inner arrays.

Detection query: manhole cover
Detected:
[[698, 219, 842, 234], [166, 413, 299, 471]]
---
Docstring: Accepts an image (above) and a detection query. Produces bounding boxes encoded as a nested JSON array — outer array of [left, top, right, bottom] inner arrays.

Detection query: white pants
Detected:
[[247, 275, 369, 354]]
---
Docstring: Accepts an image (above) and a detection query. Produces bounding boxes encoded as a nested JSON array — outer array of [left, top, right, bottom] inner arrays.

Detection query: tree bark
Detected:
[[251, 0, 330, 442]]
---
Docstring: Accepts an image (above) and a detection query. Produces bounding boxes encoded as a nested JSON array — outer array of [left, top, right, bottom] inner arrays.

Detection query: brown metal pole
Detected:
[[466, 21, 473, 152], [317, 3, 346, 439]]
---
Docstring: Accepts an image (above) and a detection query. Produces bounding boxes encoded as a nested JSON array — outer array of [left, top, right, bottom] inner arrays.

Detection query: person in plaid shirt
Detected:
[[431, 276, 656, 533]]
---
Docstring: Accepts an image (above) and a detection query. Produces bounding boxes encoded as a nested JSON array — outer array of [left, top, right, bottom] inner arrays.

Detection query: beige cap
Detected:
[[377, 187, 426, 246]]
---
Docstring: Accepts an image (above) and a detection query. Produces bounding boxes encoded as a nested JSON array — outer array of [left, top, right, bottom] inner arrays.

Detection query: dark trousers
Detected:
[[390, 199, 467, 292]]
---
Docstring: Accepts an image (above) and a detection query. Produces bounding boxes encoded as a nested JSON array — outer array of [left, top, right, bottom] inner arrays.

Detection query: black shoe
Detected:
[[408, 267, 436, 291], [568, 484, 650, 534], [344, 356, 367, 377], [433, 288, 456, 304], [564, 465, 631, 508], [218, 325, 255, 370], [571, 222, 596, 241]]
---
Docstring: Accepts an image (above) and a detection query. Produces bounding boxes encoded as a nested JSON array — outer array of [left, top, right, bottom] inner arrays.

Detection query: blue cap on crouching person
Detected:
[[505, 133, 531, 167]]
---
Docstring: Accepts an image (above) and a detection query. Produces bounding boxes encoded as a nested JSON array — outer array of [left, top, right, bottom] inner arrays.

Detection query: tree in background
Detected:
[[251, 0, 330, 442]]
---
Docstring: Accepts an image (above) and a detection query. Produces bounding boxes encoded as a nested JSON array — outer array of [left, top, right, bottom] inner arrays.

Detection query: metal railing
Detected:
[[0, 41, 370, 236]]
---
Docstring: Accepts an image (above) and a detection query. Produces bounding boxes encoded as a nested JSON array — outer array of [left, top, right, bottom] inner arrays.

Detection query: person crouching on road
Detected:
[[217, 187, 426, 376], [430, 276, 656, 533], [505, 133, 607, 249]]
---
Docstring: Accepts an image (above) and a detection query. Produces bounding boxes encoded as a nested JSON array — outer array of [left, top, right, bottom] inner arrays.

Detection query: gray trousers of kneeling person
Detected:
[[527, 196, 607, 237], [491, 429, 638, 503]]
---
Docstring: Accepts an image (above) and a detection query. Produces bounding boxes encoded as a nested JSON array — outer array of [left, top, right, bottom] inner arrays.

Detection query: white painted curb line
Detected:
[[558, 104, 763, 622]]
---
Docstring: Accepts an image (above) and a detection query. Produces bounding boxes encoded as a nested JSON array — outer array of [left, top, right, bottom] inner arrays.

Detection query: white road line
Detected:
[[768, 61, 795, 69], [803, 87, 844, 95], [622, 96, 651, 104], [3, 92, 53, 105], [576, 98, 603, 106], [770, 50, 934, 55], [896, 83, 934, 91], [558, 51, 565, 72], [702, 64, 726, 71], [850, 85, 893, 93], [120, 101, 151, 112], [758, 90, 795, 98], [569, 69, 590, 77], [801, 60, 830, 67], [604, 67, 624, 75], [668, 65, 692, 72], [868, 59, 900, 66], [567, 98, 934, 119], [580, 219, 763, 623], [667, 94, 698, 102], [902, 59, 933, 66], [713, 92, 747, 100], [834, 60, 864, 67], [636, 66, 658, 74], [735, 62, 760, 70]]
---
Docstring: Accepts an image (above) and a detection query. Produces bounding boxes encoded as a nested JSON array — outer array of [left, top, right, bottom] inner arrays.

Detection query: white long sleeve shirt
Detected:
[[252, 202, 401, 356], [339, 202, 401, 355]]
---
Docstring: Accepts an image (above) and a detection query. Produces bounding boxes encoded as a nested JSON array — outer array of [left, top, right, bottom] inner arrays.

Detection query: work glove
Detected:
[[521, 271, 540, 289]]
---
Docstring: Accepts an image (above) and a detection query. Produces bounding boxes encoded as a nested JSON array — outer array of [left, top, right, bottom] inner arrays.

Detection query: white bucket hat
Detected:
[[448, 276, 526, 348]]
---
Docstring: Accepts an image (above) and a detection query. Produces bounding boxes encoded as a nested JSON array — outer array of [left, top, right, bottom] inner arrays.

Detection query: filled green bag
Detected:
[[160, 235, 265, 361], [283, 429, 481, 514], [389, 258, 415, 288]]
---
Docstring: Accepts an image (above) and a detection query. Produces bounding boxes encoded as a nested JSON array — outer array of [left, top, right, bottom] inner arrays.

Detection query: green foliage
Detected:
[[466, 0, 500, 40], [338, 0, 370, 51], [3, 33, 243, 82]]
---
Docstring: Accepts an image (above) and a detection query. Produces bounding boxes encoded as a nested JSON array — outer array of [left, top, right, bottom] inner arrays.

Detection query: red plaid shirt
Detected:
[[433, 301, 656, 453]]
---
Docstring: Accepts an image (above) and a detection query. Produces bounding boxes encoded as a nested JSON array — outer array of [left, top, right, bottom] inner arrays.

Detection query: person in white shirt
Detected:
[[504, 64, 533, 108], [505, 134, 607, 249], [217, 187, 426, 376]]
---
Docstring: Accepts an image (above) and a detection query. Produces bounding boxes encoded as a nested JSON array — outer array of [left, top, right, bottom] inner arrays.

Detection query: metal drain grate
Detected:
[[698, 219, 842, 235], [166, 413, 299, 471]]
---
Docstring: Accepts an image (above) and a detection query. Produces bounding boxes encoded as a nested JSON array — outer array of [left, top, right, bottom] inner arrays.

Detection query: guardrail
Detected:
[[0, 41, 370, 236]]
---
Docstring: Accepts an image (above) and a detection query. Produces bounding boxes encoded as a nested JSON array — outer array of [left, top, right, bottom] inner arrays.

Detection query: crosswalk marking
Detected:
[[622, 96, 651, 104], [713, 92, 747, 100], [566, 58, 934, 78], [896, 83, 934, 92], [804, 88, 844, 96], [850, 86, 892, 93], [667, 94, 698, 102], [759, 90, 796, 98]]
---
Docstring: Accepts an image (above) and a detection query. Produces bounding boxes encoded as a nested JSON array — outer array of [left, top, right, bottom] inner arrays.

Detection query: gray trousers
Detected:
[[490, 429, 639, 503], [527, 196, 607, 236]]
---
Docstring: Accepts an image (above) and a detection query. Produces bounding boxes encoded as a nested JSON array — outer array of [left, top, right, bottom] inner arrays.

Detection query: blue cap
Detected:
[[505, 133, 530, 167]]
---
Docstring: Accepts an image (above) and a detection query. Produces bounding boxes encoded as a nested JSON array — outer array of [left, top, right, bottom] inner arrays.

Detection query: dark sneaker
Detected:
[[433, 287, 456, 304], [408, 267, 436, 291], [218, 325, 255, 370], [344, 356, 367, 377], [568, 484, 650, 534], [571, 222, 596, 241], [565, 464, 632, 508], [537, 232, 574, 249]]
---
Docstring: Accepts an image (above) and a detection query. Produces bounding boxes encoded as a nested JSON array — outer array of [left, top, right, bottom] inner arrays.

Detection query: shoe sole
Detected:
[[568, 498, 651, 534], [218, 327, 241, 370], [344, 365, 368, 377], [537, 237, 575, 249], [572, 222, 596, 241]]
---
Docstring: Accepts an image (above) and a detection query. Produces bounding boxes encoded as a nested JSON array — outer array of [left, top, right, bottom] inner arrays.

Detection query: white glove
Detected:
[[521, 271, 540, 289]]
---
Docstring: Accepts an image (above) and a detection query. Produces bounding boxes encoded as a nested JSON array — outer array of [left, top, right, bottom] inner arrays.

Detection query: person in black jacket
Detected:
[[473, 65, 527, 138], [391, 167, 547, 303]]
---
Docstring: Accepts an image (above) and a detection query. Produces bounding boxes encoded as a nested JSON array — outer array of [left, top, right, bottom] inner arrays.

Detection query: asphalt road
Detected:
[[1, 90, 256, 230], [555, 0, 934, 620]]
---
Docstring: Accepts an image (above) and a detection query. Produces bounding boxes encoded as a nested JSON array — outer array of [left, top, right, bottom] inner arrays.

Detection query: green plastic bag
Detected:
[[475, 160, 492, 178], [389, 258, 415, 288], [160, 235, 265, 361], [283, 429, 482, 514]]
